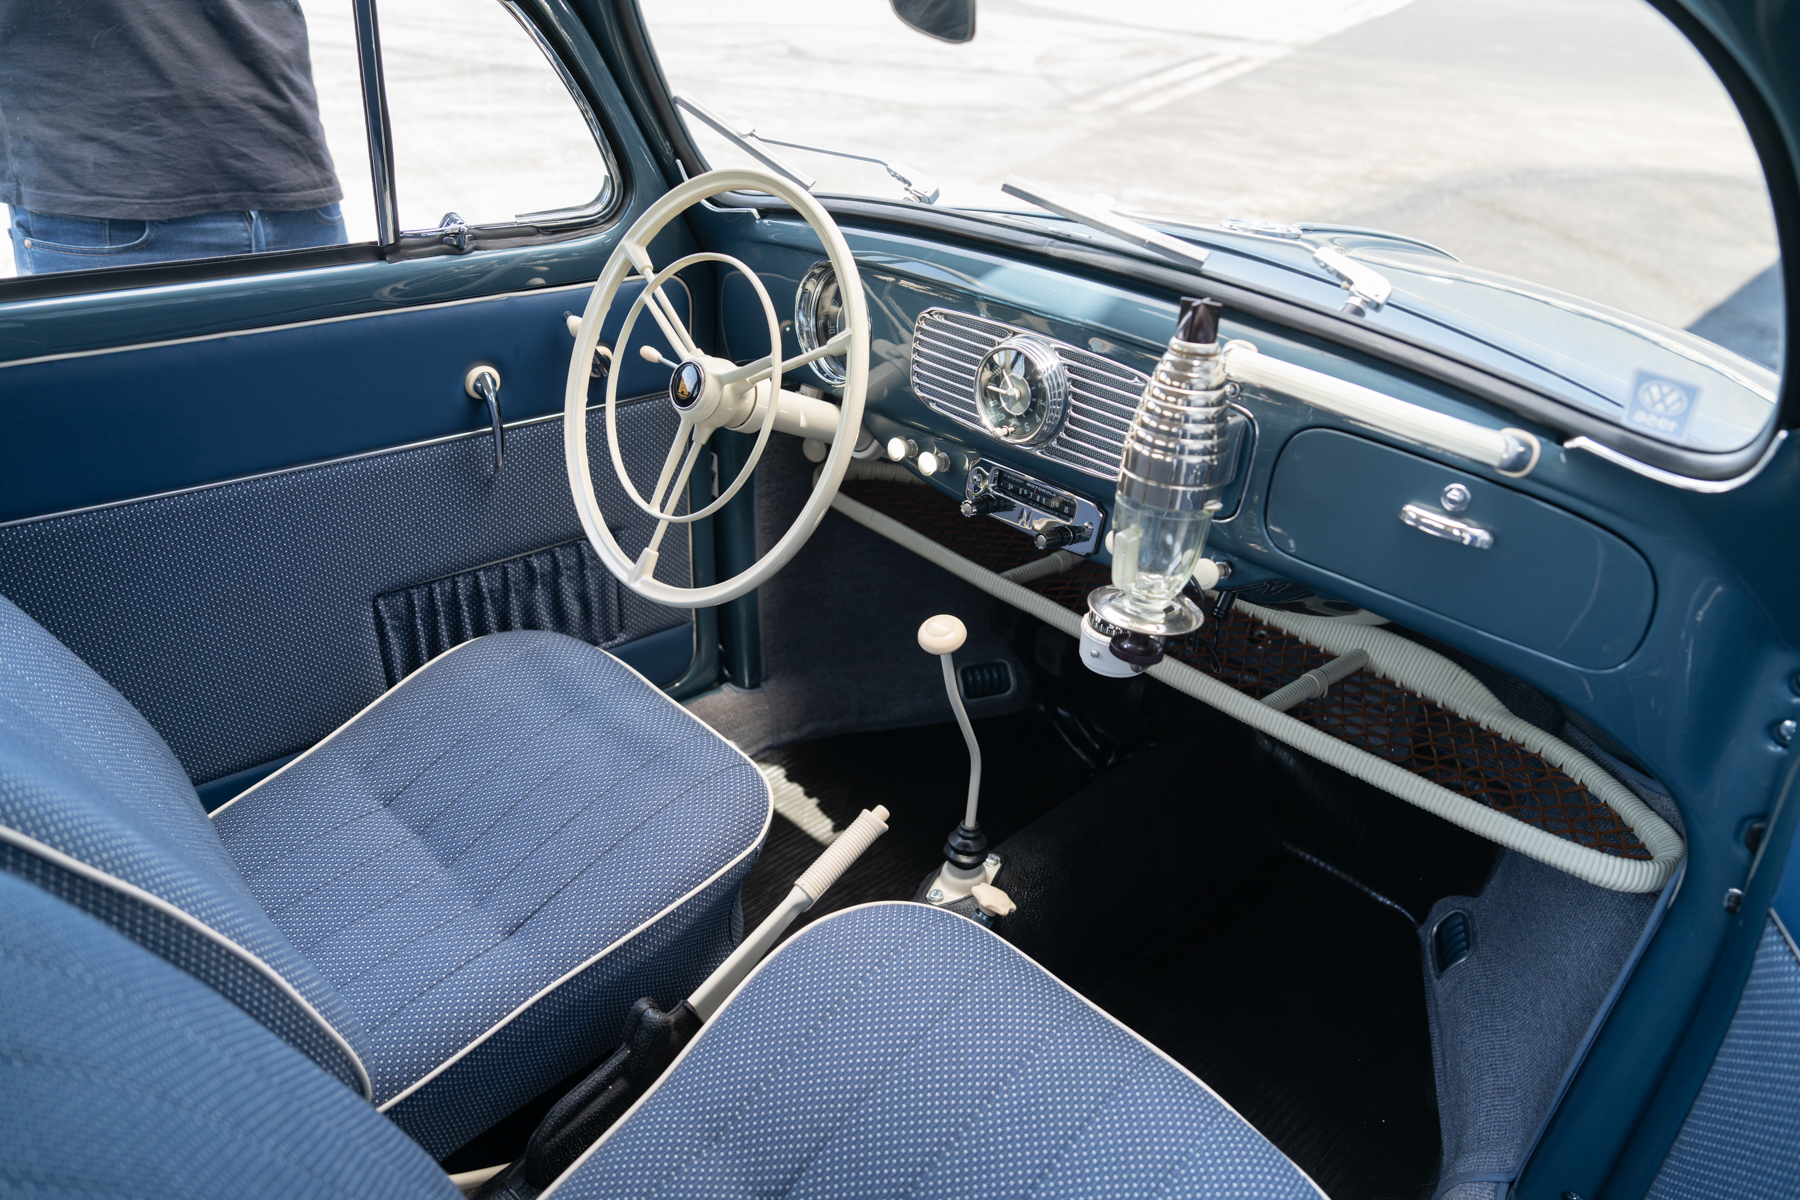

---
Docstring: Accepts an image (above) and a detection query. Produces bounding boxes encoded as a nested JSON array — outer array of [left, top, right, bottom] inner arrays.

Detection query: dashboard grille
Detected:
[[909, 308, 1148, 481]]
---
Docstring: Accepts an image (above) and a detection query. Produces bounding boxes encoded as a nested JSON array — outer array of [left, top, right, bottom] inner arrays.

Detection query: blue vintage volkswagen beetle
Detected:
[[0, 1, 1794, 1198]]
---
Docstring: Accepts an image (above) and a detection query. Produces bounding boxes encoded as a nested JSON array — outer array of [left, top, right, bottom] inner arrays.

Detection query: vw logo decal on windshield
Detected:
[[1624, 370, 1698, 441], [670, 360, 705, 410]]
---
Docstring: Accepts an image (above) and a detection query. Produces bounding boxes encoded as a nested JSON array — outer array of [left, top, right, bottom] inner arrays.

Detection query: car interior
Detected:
[[2, 2, 1798, 1200]]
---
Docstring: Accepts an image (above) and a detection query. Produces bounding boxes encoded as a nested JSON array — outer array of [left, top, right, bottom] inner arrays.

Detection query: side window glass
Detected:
[[1, 0, 615, 284], [1, 2, 373, 279], [376, 0, 614, 236]]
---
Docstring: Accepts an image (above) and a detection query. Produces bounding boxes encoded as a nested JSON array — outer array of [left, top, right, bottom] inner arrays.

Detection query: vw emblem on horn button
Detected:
[[669, 360, 705, 410]]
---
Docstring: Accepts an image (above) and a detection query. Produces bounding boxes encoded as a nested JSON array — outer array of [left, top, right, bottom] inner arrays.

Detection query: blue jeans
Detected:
[[8, 204, 348, 275]]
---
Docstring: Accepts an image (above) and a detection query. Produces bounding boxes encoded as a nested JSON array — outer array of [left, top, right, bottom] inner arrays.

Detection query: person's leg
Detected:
[[15, 204, 347, 275], [12, 211, 154, 275], [251, 203, 349, 253], [12, 209, 252, 275]]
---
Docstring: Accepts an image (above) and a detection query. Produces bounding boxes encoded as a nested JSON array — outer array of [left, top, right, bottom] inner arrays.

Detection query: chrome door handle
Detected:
[[464, 365, 504, 472], [1399, 502, 1493, 549]]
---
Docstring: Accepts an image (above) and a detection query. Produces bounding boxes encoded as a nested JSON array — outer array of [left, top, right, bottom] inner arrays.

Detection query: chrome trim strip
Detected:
[[1564, 429, 1787, 494], [0, 280, 585, 372]]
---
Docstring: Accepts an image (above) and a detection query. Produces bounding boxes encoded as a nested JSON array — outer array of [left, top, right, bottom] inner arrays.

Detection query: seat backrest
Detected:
[[0, 594, 368, 1093], [0, 869, 455, 1199]]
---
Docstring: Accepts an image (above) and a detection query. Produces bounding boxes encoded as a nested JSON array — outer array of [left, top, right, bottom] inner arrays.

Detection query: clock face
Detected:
[[973, 336, 1068, 445]]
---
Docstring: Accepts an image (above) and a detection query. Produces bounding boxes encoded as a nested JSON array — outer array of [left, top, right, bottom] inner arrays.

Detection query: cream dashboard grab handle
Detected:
[[1221, 340, 1540, 477]]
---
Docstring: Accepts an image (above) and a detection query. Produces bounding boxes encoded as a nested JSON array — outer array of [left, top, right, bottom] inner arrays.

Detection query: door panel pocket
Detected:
[[374, 539, 624, 685]]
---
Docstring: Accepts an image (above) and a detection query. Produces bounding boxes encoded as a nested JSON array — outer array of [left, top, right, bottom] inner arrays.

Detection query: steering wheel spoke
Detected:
[[565, 168, 869, 609], [624, 240, 701, 360], [718, 328, 853, 389], [644, 415, 699, 516]]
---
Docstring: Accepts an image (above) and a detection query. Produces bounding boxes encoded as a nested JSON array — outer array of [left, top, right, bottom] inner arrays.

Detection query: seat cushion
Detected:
[[212, 630, 771, 1157], [555, 902, 1327, 1200]]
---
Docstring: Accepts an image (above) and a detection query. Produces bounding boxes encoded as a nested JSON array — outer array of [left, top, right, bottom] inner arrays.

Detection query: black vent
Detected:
[[1433, 910, 1474, 975], [959, 661, 1014, 701], [373, 539, 623, 686]]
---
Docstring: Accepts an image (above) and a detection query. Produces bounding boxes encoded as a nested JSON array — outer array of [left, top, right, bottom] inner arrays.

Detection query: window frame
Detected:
[[0, 0, 625, 302]]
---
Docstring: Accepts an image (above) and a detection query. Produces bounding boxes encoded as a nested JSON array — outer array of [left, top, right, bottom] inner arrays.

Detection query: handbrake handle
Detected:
[[689, 804, 890, 1019]]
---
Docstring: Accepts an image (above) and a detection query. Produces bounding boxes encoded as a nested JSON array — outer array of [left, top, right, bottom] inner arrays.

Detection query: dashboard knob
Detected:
[[1034, 523, 1085, 550], [961, 494, 1008, 517]]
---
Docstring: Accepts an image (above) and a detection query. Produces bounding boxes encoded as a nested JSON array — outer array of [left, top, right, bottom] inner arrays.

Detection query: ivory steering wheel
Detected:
[[564, 167, 869, 608]]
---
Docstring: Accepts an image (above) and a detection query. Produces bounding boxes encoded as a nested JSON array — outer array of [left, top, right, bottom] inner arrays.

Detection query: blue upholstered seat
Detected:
[[1, 874, 1325, 1199], [560, 902, 1327, 1200], [0, 595, 771, 1157]]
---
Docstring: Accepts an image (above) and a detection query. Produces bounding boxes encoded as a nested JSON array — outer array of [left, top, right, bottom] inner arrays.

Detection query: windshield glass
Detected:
[[639, 0, 1784, 454]]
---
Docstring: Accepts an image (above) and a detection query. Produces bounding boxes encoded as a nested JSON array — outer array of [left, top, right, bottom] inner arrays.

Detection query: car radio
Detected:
[[960, 459, 1105, 555]]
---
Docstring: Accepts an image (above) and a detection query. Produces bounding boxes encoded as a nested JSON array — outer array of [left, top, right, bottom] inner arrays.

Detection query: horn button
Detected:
[[669, 360, 707, 411]]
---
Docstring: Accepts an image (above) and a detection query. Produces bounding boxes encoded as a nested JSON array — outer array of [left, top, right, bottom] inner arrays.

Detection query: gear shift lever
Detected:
[[916, 615, 1011, 914]]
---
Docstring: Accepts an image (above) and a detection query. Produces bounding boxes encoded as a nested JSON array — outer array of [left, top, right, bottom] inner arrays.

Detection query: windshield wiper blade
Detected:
[[672, 94, 939, 205]]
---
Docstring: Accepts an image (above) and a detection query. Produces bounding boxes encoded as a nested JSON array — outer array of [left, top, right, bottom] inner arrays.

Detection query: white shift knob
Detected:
[[918, 614, 967, 655]]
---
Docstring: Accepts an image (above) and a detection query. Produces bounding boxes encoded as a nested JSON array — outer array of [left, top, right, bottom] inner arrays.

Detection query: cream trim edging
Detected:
[[0, 823, 374, 1100], [830, 492, 1683, 893], [1235, 600, 1684, 873], [539, 901, 1331, 1200]]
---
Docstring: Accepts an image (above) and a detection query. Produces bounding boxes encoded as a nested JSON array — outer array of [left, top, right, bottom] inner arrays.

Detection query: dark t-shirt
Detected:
[[0, 0, 342, 220]]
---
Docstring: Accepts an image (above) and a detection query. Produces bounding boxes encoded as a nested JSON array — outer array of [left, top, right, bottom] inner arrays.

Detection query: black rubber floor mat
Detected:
[[738, 711, 1093, 940], [1080, 846, 1440, 1200]]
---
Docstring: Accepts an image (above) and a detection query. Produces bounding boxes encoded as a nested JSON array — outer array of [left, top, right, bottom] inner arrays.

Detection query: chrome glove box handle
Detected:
[[1399, 502, 1494, 549]]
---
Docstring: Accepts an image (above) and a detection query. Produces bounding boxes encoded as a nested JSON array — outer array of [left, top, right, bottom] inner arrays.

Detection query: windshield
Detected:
[[640, 0, 1784, 456]]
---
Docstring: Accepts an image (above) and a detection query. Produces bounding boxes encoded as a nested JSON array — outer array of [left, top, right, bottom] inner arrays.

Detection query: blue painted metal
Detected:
[[0, 0, 1794, 1193], [0, 279, 691, 525], [1266, 430, 1656, 669]]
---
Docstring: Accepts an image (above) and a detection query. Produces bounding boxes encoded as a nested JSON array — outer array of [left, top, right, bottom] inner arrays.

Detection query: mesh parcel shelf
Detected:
[[843, 479, 1657, 864]]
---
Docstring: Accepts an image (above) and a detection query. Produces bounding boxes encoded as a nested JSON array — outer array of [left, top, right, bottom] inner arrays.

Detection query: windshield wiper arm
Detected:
[[1001, 177, 1210, 269], [673, 94, 939, 205], [1005, 177, 1392, 317]]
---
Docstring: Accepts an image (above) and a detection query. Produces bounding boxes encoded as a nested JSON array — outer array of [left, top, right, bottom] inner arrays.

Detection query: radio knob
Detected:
[[1034, 523, 1088, 550], [961, 494, 1009, 517]]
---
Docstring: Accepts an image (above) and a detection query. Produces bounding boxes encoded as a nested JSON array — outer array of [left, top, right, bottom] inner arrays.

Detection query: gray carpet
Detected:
[[1422, 850, 1661, 1197]]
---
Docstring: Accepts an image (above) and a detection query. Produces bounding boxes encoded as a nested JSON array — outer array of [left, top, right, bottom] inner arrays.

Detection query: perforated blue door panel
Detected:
[[1645, 916, 1800, 1200], [0, 403, 692, 786], [559, 902, 1326, 1200], [213, 630, 771, 1157]]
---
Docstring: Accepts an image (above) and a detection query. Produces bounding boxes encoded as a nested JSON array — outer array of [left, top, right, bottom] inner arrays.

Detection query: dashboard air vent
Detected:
[[910, 308, 1151, 480]]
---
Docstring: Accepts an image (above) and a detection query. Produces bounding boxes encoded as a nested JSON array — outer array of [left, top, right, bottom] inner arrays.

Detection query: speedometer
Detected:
[[972, 335, 1069, 446]]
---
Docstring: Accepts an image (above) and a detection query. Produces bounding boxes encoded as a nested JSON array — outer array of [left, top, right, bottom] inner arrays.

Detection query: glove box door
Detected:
[[1264, 429, 1653, 669]]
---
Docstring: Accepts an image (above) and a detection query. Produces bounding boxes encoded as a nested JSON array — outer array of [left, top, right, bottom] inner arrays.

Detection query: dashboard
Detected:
[[714, 216, 1675, 686]]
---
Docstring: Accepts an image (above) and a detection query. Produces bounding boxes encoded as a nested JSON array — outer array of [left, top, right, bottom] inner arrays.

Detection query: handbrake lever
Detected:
[[473, 807, 891, 1198]]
